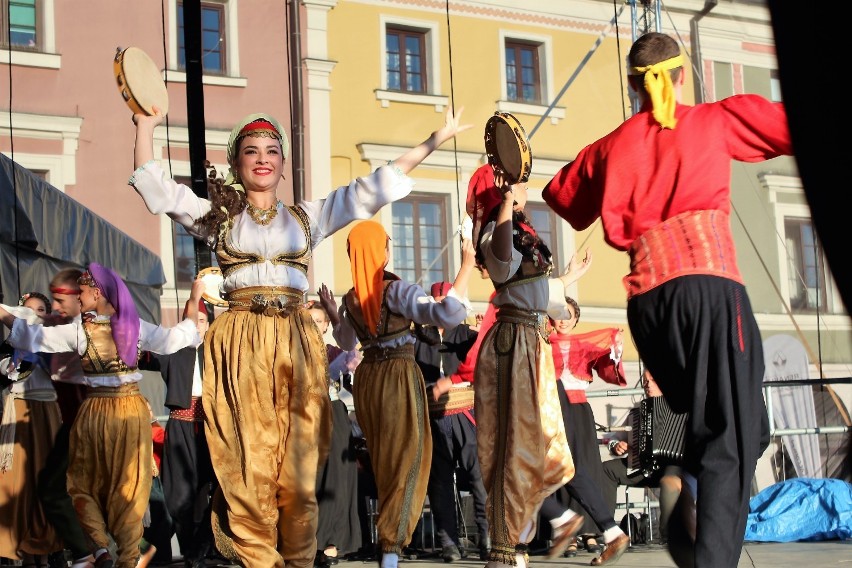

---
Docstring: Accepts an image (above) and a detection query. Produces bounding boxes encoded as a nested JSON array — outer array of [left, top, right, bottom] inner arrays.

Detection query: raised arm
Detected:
[[557, 248, 593, 288], [449, 238, 477, 300], [390, 107, 472, 175], [133, 108, 165, 169], [489, 173, 519, 263]]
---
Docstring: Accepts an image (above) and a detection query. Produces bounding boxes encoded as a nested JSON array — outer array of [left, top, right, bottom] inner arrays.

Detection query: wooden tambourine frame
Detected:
[[197, 266, 228, 307], [113, 46, 169, 116], [484, 111, 532, 184]]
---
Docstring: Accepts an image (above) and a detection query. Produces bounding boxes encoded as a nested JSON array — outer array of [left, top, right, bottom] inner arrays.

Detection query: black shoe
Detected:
[[666, 488, 696, 568], [314, 552, 332, 568], [441, 545, 462, 563], [47, 551, 68, 568], [478, 534, 491, 561]]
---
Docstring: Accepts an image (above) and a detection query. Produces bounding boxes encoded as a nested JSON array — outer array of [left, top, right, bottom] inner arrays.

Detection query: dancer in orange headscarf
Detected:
[[333, 221, 475, 568]]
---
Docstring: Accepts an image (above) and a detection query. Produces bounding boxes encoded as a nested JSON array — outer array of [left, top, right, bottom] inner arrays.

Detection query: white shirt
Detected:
[[334, 280, 470, 352], [130, 161, 414, 293], [8, 316, 201, 388]]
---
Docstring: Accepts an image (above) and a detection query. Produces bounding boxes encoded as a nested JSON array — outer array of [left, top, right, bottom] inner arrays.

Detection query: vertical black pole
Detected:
[[183, 0, 211, 272], [288, 0, 304, 203]]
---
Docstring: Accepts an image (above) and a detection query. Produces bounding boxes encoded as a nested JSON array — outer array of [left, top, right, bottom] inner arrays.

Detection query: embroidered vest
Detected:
[[494, 253, 552, 292], [80, 320, 136, 376], [343, 279, 412, 349], [215, 205, 313, 279]]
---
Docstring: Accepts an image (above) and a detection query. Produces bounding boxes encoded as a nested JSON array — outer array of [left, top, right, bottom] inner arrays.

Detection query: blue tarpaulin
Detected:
[[745, 478, 852, 542]]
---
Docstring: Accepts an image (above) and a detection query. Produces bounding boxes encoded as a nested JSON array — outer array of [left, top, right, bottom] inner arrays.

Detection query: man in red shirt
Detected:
[[543, 32, 789, 568]]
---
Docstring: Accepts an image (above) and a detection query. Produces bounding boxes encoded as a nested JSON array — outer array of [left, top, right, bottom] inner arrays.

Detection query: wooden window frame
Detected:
[[505, 39, 541, 104], [386, 26, 427, 94], [391, 194, 449, 286], [524, 202, 560, 271], [1, 0, 41, 51], [785, 217, 829, 313], [178, 1, 227, 75]]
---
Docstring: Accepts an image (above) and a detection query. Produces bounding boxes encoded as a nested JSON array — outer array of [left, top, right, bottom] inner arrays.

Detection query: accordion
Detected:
[[627, 396, 688, 477]]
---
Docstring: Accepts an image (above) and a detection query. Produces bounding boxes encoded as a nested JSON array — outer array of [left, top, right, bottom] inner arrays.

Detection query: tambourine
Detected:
[[427, 383, 475, 418], [484, 111, 532, 184], [197, 266, 228, 307], [113, 46, 169, 116]]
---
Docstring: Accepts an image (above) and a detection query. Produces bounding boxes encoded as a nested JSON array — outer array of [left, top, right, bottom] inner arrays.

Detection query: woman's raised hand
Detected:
[[559, 248, 593, 286], [435, 106, 473, 143], [132, 106, 165, 129]]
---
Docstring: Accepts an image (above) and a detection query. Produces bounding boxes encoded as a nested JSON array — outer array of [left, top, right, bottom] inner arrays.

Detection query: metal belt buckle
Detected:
[[250, 294, 270, 315]]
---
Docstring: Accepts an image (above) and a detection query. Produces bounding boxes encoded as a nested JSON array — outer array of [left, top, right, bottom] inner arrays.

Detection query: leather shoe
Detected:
[[478, 534, 491, 561], [666, 486, 696, 568], [590, 534, 630, 566], [548, 515, 584, 559], [441, 545, 462, 563]]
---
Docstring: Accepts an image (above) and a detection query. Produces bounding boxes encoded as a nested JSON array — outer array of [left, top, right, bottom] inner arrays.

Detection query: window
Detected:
[[386, 26, 426, 93], [525, 202, 559, 270], [785, 218, 828, 312], [392, 196, 448, 286], [1, 0, 39, 50], [505, 40, 541, 104], [178, 1, 226, 74], [713, 61, 734, 100], [743, 64, 774, 100], [173, 177, 217, 287], [770, 69, 782, 102]]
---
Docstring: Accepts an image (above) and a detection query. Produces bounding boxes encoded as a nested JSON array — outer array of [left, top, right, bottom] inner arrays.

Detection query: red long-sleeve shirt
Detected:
[[543, 95, 792, 251]]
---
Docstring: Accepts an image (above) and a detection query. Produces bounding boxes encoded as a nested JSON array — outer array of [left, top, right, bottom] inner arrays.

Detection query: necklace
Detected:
[[246, 200, 281, 226]]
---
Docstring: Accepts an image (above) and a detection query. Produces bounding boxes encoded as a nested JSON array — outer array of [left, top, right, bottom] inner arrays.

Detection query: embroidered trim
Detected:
[[128, 160, 157, 186]]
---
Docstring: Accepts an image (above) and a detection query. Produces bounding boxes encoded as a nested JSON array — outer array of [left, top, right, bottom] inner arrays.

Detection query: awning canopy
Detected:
[[0, 154, 165, 324]]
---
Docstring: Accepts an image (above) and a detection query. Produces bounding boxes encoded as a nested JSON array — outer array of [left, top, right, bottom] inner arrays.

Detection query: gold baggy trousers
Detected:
[[204, 306, 331, 568], [474, 309, 574, 565]]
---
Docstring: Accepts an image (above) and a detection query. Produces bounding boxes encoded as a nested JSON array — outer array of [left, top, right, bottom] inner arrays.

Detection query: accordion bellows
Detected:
[[627, 396, 689, 476]]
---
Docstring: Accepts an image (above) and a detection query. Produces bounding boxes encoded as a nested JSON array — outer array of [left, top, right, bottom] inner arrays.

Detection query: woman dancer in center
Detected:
[[333, 221, 476, 568], [131, 107, 469, 568], [466, 164, 591, 568]]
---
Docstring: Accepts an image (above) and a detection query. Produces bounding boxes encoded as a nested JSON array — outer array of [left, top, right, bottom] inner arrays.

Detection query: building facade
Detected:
[[2, 0, 849, 430]]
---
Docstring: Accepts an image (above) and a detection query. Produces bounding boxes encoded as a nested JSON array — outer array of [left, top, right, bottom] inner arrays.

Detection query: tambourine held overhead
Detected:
[[113, 46, 169, 116], [484, 111, 532, 184]]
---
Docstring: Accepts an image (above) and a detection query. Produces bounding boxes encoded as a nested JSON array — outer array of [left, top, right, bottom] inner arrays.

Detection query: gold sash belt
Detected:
[[226, 286, 304, 316]]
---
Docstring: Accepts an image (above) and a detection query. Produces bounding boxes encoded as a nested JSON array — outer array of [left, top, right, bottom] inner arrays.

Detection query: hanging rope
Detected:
[[159, 0, 182, 322], [414, 0, 463, 287], [613, 0, 628, 122], [445, 0, 463, 239], [527, 3, 626, 141]]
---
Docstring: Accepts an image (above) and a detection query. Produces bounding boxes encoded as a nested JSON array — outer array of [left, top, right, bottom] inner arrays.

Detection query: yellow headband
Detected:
[[630, 54, 683, 130]]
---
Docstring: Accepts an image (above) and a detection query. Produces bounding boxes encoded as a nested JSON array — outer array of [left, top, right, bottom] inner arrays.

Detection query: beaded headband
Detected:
[[77, 270, 99, 289]]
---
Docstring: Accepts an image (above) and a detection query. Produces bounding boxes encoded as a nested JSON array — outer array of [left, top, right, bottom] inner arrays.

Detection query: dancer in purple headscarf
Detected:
[[0, 262, 206, 568]]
